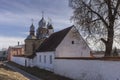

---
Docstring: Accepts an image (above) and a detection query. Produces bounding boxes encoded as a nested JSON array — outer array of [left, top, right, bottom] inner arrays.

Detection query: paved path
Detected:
[[4, 62, 42, 80]]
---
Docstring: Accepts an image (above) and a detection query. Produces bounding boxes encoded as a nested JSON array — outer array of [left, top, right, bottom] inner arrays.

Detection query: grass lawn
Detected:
[[0, 62, 29, 80], [7, 61, 72, 80]]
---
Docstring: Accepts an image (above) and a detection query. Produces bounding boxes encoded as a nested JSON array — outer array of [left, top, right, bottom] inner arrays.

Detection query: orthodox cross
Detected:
[[31, 18, 34, 24], [42, 11, 44, 18]]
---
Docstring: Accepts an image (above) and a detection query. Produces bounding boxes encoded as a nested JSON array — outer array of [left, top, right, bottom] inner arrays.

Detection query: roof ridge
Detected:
[[53, 25, 73, 34]]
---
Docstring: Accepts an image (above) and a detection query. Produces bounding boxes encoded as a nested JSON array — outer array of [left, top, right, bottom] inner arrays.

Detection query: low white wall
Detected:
[[36, 52, 54, 71], [27, 57, 37, 67], [54, 59, 120, 80], [11, 56, 26, 66]]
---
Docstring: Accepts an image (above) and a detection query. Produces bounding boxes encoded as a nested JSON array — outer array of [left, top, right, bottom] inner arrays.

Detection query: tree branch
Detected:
[[105, 0, 112, 16], [101, 38, 107, 44], [114, 0, 120, 17], [82, 1, 109, 28], [90, 18, 101, 23]]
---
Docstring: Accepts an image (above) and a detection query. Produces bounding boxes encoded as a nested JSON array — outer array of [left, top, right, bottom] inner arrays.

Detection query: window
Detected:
[[50, 55, 52, 64], [44, 55, 46, 63], [39, 55, 41, 62], [72, 41, 74, 44]]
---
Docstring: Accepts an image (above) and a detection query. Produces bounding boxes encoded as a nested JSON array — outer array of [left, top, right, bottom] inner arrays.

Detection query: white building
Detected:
[[35, 25, 91, 71]]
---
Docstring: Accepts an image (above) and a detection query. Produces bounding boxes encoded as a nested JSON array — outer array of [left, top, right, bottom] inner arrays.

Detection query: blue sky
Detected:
[[0, 0, 73, 49]]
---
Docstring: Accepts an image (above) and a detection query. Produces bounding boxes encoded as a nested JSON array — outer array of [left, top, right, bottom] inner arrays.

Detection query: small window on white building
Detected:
[[50, 55, 52, 64], [39, 55, 41, 62], [44, 55, 46, 63]]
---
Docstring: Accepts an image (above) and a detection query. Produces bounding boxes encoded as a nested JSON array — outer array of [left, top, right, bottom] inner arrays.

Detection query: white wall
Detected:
[[26, 58, 34, 67], [56, 27, 91, 57], [36, 52, 54, 71], [11, 56, 37, 67], [11, 56, 26, 66], [54, 59, 120, 80]]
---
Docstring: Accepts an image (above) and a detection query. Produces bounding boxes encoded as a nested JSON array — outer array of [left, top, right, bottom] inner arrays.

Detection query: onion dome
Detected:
[[38, 17, 46, 28], [26, 23, 36, 39], [30, 23, 35, 32], [47, 22, 53, 29]]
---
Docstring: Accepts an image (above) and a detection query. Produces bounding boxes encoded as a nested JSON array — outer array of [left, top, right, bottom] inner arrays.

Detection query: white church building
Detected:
[[12, 24, 91, 70], [35, 25, 91, 71]]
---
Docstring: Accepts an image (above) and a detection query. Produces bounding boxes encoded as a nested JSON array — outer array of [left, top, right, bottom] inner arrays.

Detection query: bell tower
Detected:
[[24, 13, 54, 56], [30, 19, 35, 36], [47, 22, 54, 35], [36, 12, 48, 39], [47, 18, 54, 35], [30, 23, 35, 36], [26, 19, 36, 39]]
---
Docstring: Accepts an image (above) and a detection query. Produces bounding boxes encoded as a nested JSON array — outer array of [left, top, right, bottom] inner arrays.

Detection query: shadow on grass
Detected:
[[0, 64, 20, 80], [0, 74, 17, 80], [7, 61, 73, 80]]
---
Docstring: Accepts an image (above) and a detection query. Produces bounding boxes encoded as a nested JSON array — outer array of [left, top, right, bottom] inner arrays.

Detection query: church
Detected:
[[12, 15, 91, 67], [21, 15, 91, 68], [24, 16, 54, 57]]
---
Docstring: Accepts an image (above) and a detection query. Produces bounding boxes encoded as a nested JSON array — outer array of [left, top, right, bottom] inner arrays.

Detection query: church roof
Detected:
[[47, 23, 53, 29], [36, 25, 74, 52], [47, 24, 53, 29], [38, 17, 46, 28], [26, 35, 36, 39], [26, 23, 36, 39], [30, 23, 35, 32]]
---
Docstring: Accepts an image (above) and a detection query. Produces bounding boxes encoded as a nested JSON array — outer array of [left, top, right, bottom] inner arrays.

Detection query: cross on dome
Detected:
[[42, 11, 44, 18], [31, 18, 34, 24]]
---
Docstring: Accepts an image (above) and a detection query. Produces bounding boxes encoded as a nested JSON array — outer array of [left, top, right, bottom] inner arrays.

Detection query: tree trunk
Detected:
[[104, 21, 114, 56], [105, 39, 113, 56]]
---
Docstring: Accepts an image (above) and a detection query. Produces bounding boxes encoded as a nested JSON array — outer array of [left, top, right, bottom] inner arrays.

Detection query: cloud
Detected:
[[0, 0, 74, 49], [0, 0, 73, 27], [0, 36, 24, 49]]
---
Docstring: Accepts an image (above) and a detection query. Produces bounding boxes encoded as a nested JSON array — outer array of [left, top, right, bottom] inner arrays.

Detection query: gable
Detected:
[[36, 26, 73, 52], [55, 27, 91, 57]]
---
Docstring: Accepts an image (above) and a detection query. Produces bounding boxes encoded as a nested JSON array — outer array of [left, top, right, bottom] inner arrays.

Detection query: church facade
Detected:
[[25, 17, 54, 56]]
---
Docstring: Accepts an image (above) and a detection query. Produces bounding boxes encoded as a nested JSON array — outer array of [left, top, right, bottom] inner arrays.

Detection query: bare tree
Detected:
[[69, 0, 120, 56]]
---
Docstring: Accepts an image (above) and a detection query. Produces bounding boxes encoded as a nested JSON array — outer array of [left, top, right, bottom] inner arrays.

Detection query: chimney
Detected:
[[18, 41, 19, 46]]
